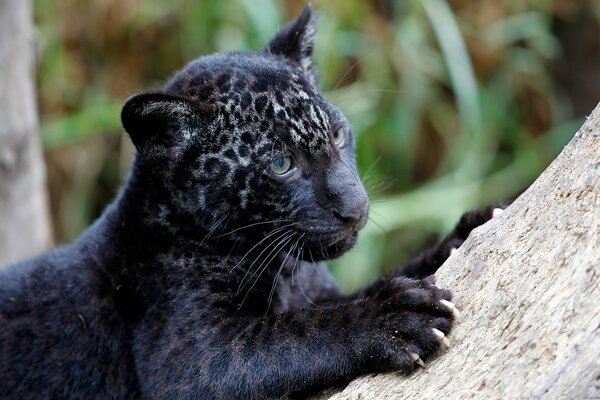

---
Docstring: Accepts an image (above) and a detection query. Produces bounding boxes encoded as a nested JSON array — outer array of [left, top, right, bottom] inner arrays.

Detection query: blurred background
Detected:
[[32, 0, 599, 291]]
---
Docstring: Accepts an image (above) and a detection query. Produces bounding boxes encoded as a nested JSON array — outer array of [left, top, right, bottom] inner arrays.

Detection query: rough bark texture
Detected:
[[322, 102, 600, 399], [0, 0, 52, 266]]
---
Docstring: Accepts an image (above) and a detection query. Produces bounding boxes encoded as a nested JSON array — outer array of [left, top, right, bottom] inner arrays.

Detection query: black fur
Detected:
[[0, 6, 500, 399]]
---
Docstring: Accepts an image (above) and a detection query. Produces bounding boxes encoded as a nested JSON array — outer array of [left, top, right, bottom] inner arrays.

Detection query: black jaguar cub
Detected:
[[0, 6, 503, 399]]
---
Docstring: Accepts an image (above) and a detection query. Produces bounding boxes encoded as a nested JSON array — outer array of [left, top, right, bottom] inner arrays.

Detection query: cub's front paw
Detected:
[[362, 276, 458, 372], [446, 202, 510, 255]]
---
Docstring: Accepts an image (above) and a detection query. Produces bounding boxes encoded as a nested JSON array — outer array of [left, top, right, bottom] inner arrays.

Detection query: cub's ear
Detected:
[[267, 4, 319, 82], [121, 92, 213, 160]]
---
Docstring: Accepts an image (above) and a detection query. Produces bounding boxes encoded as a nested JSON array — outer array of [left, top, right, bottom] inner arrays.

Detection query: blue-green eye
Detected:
[[332, 127, 346, 147], [270, 156, 293, 175]]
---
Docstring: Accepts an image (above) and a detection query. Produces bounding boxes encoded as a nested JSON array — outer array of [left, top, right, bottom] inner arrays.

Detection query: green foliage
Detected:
[[34, 0, 592, 291]]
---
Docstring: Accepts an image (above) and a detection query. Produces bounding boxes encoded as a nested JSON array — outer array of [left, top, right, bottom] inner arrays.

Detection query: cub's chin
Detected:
[[293, 230, 359, 262], [319, 231, 359, 260]]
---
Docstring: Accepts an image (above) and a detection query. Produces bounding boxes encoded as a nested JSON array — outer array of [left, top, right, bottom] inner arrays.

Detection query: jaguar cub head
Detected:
[[121, 6, 368, 261]]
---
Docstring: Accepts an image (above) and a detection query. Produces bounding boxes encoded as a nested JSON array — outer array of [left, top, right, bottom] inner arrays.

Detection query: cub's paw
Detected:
[[363, 276, 458, 372], [445, 202, 510, 255]]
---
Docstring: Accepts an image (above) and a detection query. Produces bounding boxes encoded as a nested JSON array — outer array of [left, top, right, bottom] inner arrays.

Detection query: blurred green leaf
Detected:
[[41, 101, 122, 149], [33, 0, 588, 289]]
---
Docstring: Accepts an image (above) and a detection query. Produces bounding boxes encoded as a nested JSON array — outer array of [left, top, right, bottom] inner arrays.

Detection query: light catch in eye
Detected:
[[332, 127, 346, 147], [270, 156, 293, 175]]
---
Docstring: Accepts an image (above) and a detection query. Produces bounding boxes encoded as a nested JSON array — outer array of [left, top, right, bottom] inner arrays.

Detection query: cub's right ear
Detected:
[[267, 5, 318, 82], [121, 92, 213, 160]]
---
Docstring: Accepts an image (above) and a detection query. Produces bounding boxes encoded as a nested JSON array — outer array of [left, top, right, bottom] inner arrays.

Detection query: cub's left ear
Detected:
[[121, 92, 213, 161], [267, 5, 319, 82]]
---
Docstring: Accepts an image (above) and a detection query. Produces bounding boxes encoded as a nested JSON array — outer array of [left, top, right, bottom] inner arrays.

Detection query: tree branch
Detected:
[[322, 102, 600, 399], [0, 0, 52, 266]]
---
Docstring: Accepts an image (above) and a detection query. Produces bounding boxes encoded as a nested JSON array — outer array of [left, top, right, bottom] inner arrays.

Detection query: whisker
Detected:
[[291, 240, 301, 287], [213, 218, 292, 239], [367, 216, 386, 233], [296, 239, 327, 308], [367, 198, 388, 204], [365, 178, 395, 195], [265, 234, 303, 317], [235, 228, 293, 292], [365, 88, 408, 94], [238, 231, 295, 295], [330, 69, 389, 99], [308, 248, 316, 269], [228, 223, 297, 273], [332, 58, 362, 93], [339, 157, 362, 187], [330, 49, 384, 94], [361, 156, 382, 185], [200, 213, 230, 245], [191, 213, 230, 259], [223, 235, 243, 264], [238, 232, 296, 309]]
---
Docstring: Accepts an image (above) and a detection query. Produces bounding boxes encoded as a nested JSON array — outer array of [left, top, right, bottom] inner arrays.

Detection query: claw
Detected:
[[449, 247, 458, 257], [492, 208, 504, 218], [432, 328, 450, 347], [410, 352, 426, 368], [440, 299, 461, 319]]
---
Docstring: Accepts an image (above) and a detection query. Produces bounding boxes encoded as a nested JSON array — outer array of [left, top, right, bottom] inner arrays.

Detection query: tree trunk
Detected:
[[0, 0, 52, 266], [321, 102, 600, 399]]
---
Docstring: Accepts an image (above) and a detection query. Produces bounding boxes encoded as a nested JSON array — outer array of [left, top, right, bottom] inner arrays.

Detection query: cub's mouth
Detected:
[[322, 230, 356, 247], [319, 230, 359, 259], [296, 228, 360, 261], [285, 203, 369, 261]]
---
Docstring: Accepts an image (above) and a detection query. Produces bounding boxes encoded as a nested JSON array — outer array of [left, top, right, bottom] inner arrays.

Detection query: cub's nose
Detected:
[[332, 200, 368, 227]]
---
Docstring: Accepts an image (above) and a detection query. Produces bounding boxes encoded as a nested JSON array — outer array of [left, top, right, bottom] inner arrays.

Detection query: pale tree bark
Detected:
[[321, 102, 600, 399], [0, 0, 52, 266]]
